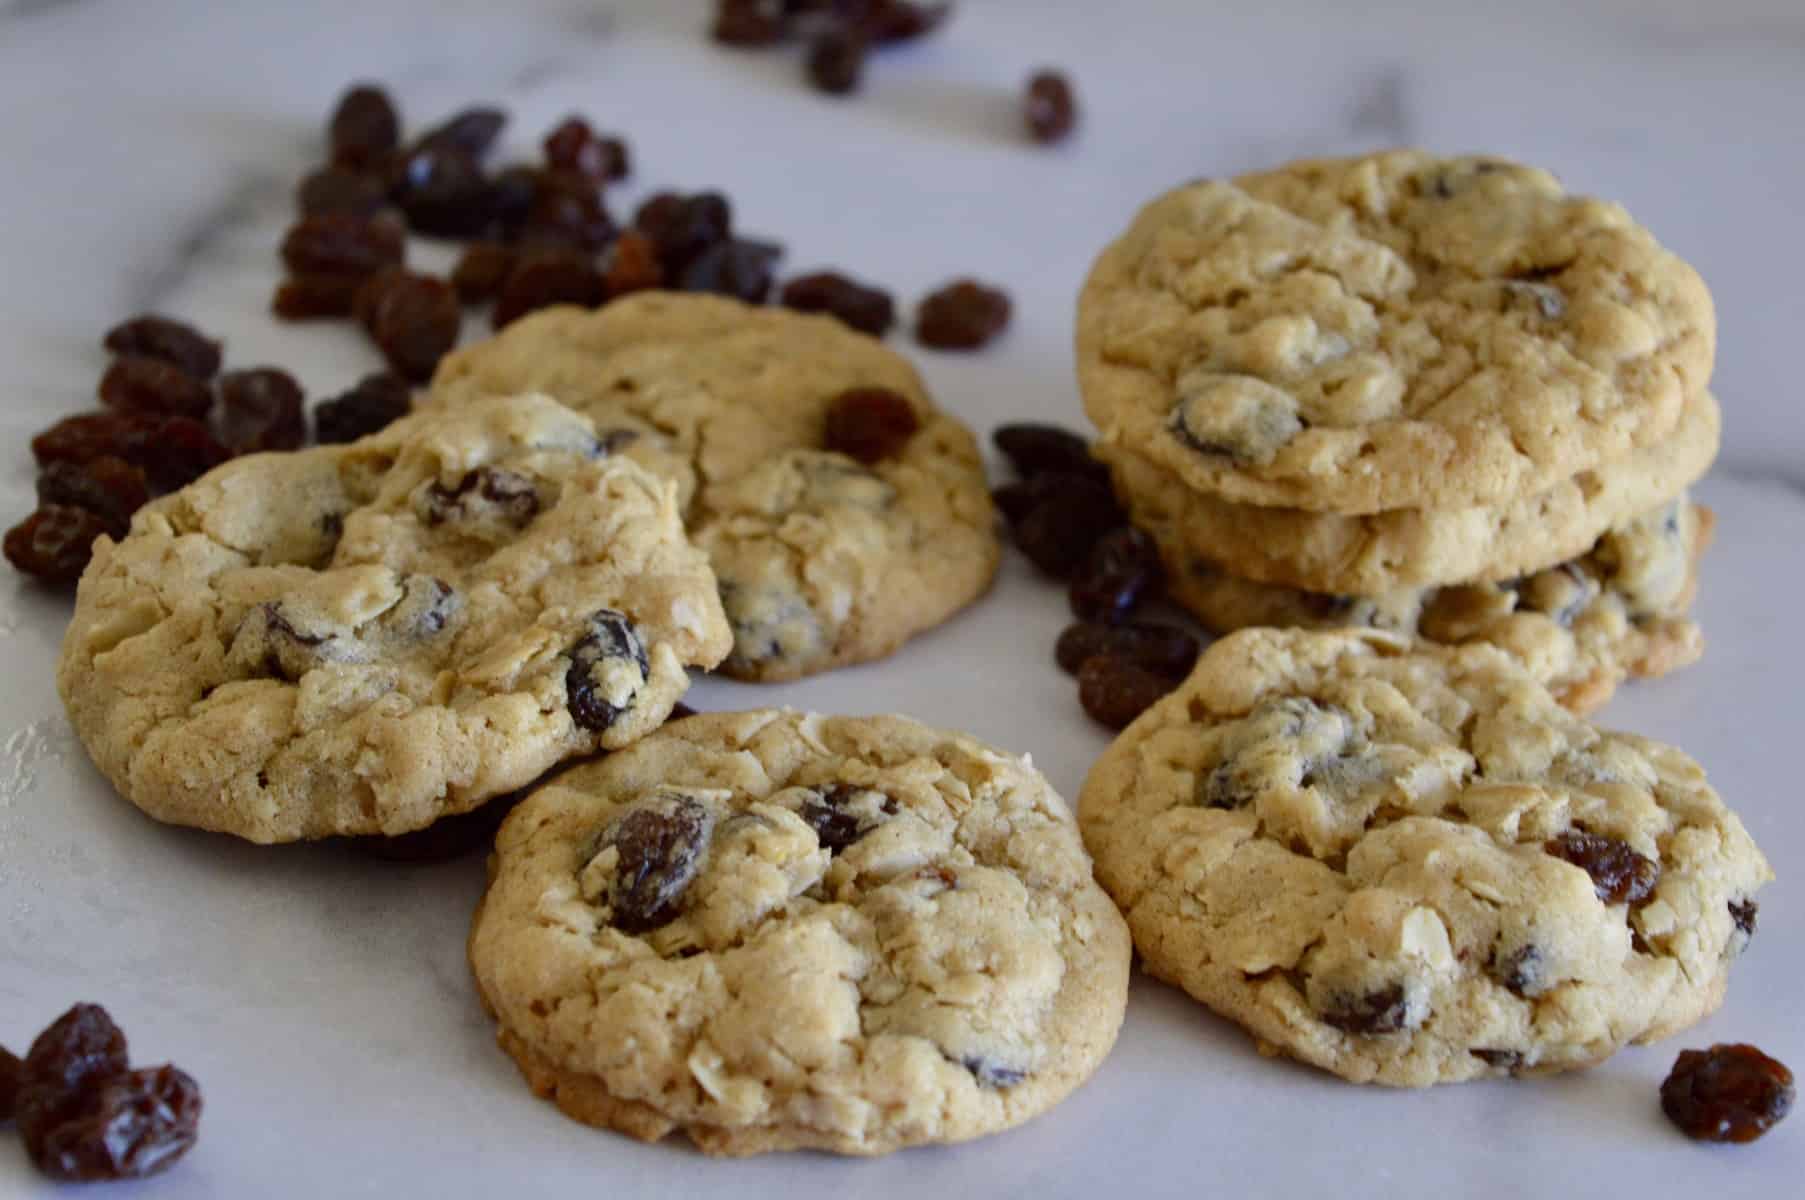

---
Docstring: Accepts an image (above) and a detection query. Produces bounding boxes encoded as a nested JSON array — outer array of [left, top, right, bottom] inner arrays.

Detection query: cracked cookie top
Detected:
[[56, 394, 731, 843], [428, 293, 998, 681], [468, 709, 1131, 1155], [1078, 151, 1715, 513], [1078, 629, 1770, 1086]]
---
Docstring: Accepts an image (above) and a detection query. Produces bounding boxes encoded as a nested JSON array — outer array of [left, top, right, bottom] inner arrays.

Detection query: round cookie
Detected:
[[57, 394, 731, 843], [1102, 390, 1719, 595], [428, 294, 999, 681], [1078, 151, 1715, 513], [468, 709, 1131, 1155], [1079, 629, 1772, 1087]]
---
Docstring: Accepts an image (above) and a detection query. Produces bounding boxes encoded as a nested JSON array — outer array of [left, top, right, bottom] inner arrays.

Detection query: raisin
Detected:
[[1069, 526, 1162, 624], [37, 457, 149, 538], [543, 116, 630, 182], [422, 467, 541, 527], [599, 794, 714, 933], [492, 249, 606, 329], [779, 271, 895, 336], [272, 273, 366, 320], [864, 1, 952, 42], [1662, 1044, 1794, 1143], [807, 28, 868, 94], [1054, 621, 1198, 679], [823, 387, 919, 464], [32, 412, 157, 470], [98, 357, 213, 420], [390, 146, 493, 238], [1077, 654, 1176, 730], [14, 1006, 129, 1151], [916, 279, 1011, 350], [1024, 69, 1078, 143], [1196, 761, 1251, 810], [1545, 830, 1661, 906], [677, 237, 781, 303], [451, 242, 516, 303], [1, 1044, 17, 1121], [521, 170, 616, 251], [566, 611, 650, 732], [667, 701, 699, 722], [280, 213, 404, 278], [1491, 944, 1543, 996], [29, 1065, 202, 1182], [149, 418, 232, 493], [102, 316, 221, 380], [960, 1055, 1026, 1088], [296, 165, 392, 220], [6, 506, 115, 583], [216, 368, 306, 454], [329, 83, 400, 170], [417, 107, 507, 160], [315, 372, 411, 443], [1012, 481, 1126, 577], [712, 0, 787, 45], [353, 791, 522, 863], [600, 230, 664, 299], [992, 423, 1108, 483], [635, 191, 731, 271], [356, 268, 462, 382], [1731, 898, 1759, 941], [487, 165, 542, 236], [798, 784, 894, 854], [1318, 984, 1412, 1035]]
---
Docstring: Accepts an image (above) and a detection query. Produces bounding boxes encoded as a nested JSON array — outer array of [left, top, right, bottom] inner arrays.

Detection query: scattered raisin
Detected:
[[1, 1044, 17, 1121], [487, 165, 542, 236], [329, 83, 400, 170], [712, 0, 787, 45], [677, 238, 782, 303], [279, 212, 405, 278], [1011, 478, 1126, 577], [599, 230, 664, 298], [451, 242, 517, 303], [916, 278, 1011, 350], [1545, 830, 1661, 906], [1077, 654, 1176, 730], [102, 316, 221, 380], [314, 372, 411, 444], [492, 249, 606, 329], [1054, 621, 1198, 679], [271, 273, 366, 320], [1731, 898, 1759, 942], [779, 271, 895, 336], [807, 28, 869, 94], [865, 1, 953, 42], [216, 368, 306, 454], [635, 191, 731, 271], [356, 268, 462, 381], [29, 1065, 202, 1182], [97, 357, 213, 420], [1024, 69, 1077, 143], [522, 169, 616, 251], [992, 423, 1108, 483], [6, 506, 116, 583], [36, 458, 149, 538], [422, 467, 541, 527], [543, 116, 629, 182], [296, 165, 392, 220], [416, 107, 507, 160], [1662, 1044, 1794, 1143], [1318, 985, 1412, 1035], [390, 146, 493, 238], [566, 611, 650, 732], [599, 794, 714, 933], [823, 387, 919, 463], [1069, 526, 1162, 624]]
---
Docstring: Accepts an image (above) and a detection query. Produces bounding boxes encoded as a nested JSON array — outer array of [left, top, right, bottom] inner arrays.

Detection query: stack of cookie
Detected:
[[1076, 151, 1719, 712]]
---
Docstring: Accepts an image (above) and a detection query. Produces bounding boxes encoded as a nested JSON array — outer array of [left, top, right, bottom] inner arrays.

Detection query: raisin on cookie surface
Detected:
[[428, 293, 998, 681], [1079, 629, 1771, 1087], [1077, 151, 1715, 513], [57, 394, 730, 843], [468, 709, 1131, 1155]]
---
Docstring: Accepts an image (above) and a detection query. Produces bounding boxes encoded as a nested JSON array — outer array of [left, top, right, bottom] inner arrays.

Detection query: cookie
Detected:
[[1079, 628, 1771, 1086], [428, 294, 998, 681], [1103, 389, 1719, 596], [468, 709, 1131, 1155], [1153, 499, 1710, 715], [1077, 151, 1715, 513], [57, 394, 731, 843]]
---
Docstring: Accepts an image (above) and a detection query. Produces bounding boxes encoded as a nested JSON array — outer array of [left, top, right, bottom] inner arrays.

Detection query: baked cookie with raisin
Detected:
[[468, 709, 1131, 1154], [1079, 628, 1770, 1086], [428, 293, 998, 681], [57, 394, 730, 843]]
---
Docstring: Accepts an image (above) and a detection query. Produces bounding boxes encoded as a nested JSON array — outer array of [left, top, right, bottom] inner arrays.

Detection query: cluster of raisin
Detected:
[[2, 1004, 201, 1183], [991, 423, 1200, 729], [4, 315, 411, 585]]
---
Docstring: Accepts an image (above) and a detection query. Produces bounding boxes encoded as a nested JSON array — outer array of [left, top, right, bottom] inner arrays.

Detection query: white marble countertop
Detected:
[[2, 1, 1802, 1195]]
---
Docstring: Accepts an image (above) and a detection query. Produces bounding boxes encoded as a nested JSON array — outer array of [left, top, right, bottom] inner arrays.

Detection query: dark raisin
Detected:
[[487, 165, 543, 236], [1545, 830, 1661, 906], [712, 0, 787, 45], [28, 1065, 202, 1182], [314, 372, 411, 444], [390, 146, 493, 239], [635, 191, 731, 271], [272, 273, 366, 320], [492, 249, 606, 329], [422, 467, 541, 527], [1011, 480, 1126, 577], [356, 268, 462, 382], [1054, 621, 1198, 679], [37, 458, 149, 539], [1731, 898, 1759, 942], [32, 412, 162, 471], [1661, 1044, 1794, 1143], [102, 316, 221, 380], [451, 242, 517, 303], [98, 356, 213, 420], [1196, 761, 1250, 810], [1, 1044, 17, 1121], [1318, 984, 1411, 1035], [865, 0, 952, 42], [296, 165, 392, 220], [1024, 69, 1077, 143], [329, 83, 400, 169], [566, 611, 650, 732], [521, 170, 616, 251], [677, 237, 782, 303], [1077, 654, 1176, 730], [992, 423, 1108, 483], [807, 28, 868, 94], [916, 279, 1011, 350], [779, 271, 895, 336], [823, 387, 919, 464], [1069, 526, 1162, 624], [352, 791, 522, 863], [1491, 944, 1542, 996], [961, 1056, 1026, 1089], [149, 418, 232, 493], [14, 1006, 129, 1153], [798, 783, 893, 854], [1471, 1049, 1524, 1070], [543, 116, 630, 182], [6, 506, 115, 583], [600, 794, 713, 933], [280, 213, 404, 278], [600, 230, 664, 299], [216, 368, 306, 454], [417, 107, 507, 160]]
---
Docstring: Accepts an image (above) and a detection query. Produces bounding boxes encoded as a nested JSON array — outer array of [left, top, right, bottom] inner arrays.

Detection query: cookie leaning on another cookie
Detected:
[[469, 709, 1131, 1155], [57, 394, 731, 843], [1079, 628, 1771, 1087]]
